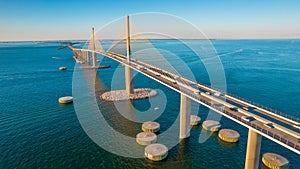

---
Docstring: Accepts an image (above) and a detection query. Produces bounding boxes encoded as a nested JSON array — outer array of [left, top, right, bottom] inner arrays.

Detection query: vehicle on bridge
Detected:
[[230, 107, 239, 112], [241, 116, 256, 122], [242, 107, 249, 111], [214, 92, 221, 97], [264, 123, 275, 129], [293, 124, 300, 130]]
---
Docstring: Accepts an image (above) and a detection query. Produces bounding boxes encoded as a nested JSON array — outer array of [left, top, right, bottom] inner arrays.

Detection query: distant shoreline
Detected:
[[1, 38, 300, 43]]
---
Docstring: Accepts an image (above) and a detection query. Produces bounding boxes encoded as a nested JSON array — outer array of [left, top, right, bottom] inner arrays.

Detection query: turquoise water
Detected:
[[0, 40, 299, 168]]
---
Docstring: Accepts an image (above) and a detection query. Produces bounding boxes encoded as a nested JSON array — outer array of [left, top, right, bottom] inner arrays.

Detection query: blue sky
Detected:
[[1, 0, 300, 41]]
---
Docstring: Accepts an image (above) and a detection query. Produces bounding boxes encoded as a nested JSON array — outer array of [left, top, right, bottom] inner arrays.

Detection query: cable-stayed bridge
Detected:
[[67, 16, 300, 169]]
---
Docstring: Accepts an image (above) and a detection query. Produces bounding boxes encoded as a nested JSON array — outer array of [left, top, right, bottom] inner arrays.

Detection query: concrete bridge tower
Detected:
[[179, 94, 191, 139], [245, 129, 262, 169], [91, 27, 97, 67], [125, 15, 134, 94]]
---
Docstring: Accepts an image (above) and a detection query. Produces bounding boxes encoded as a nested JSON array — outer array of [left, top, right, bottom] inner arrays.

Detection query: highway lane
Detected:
[[78, 49, 300, 154], [193, 85, 300, 133]]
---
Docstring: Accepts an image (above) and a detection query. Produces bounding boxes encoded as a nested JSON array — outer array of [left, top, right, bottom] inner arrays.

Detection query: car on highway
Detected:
[[264, 123, 275, 129], [194, 90, 200, 94], [292, 124, 300, 130], [241, 116, 255, 122], [229, 107, 238, 112], [242, 107, 249, 111], [137, 65, 146, 70], [213, 103, 223, 107], [248, 106, 256, 110]]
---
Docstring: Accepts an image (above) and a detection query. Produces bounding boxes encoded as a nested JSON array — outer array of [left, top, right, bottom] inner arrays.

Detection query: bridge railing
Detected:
[[197, 82, 300, 123], [100, 50, 300, 123], [249, 122, 300, 152], [187, 90, 300, 152], [95, 49, 300, 152], [217, 104, 300, 152], [225, 92, 300, 123], [186, 89, 300, 152]]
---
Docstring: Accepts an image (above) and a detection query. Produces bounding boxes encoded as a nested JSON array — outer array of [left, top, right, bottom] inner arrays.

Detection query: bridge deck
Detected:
[[77, 49, 300, 154]]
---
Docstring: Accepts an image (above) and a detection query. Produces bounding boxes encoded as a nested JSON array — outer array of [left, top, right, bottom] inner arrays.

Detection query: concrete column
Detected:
[[180, 94, 191, 139], [91, 27, 96, 67], [125, 15, 134, 94], [80, 51, 83, 60], [80, 51, 85, 60], [86, 51, 90, 64], [78, 50, 83, 59], [245, 129, 262, 169], [125, 66, 134, 94], [83, 51, 86, 62], [92, 52, 96, 66], [86, 51, 89, 63]]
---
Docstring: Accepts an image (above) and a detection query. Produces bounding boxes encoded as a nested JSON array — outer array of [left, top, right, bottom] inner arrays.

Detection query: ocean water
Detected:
[[0, 40, 299, 168]]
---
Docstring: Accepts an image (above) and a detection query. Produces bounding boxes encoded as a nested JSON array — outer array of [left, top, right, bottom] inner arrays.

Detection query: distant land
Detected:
[[1, 38, 300, 43]]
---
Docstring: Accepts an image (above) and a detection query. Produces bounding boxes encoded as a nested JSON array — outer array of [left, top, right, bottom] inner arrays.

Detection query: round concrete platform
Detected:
[[142, 121, 160, 133], [218, 129, 240, 143], [100, 88, 157, 101], [144, 143, 168, 161], [58, 96, 73, 104], [59, 66, 67, 71], [136, 132, 157, 146], [81, 65, 110, 69], [190, 115, 201, 126], [202, 120, 221, 132], [262, 153, 289, 169]]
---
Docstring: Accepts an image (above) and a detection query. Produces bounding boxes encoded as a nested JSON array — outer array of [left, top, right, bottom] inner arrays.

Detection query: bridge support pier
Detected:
[[91, 27, 97, 67], [80, 51, 84, 61], [125, 15, 134, 95], [86, 51, 90, 64], [85, 51, 88, 63], [245, 129, 262, 169], [125, 66, 134, 94], [83, 51, 86, 62], [180, 94, 191, 139], [92, 52, 96, 67]]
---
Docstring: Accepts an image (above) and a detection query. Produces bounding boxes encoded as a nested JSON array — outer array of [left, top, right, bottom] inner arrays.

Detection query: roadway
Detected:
[[78, 49, 300, 154]]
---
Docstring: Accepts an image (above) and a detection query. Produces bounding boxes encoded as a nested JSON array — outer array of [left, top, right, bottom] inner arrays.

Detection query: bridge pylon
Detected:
[[125, 15, 134, 95], [91, 27, 97, 67], [244, 129, 262, 169], [179, 94, 191, 139]]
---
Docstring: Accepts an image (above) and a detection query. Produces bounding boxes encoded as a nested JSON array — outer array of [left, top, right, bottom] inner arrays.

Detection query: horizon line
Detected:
[[1, 37, 300, 43]]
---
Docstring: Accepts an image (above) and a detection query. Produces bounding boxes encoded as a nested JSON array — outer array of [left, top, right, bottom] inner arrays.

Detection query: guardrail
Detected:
[[220, 106, 300, 152], [197, 82, 300, 123], [86, 49, 300, 153], [184, 88, 300, 152], [98, 49, 300, 123]]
